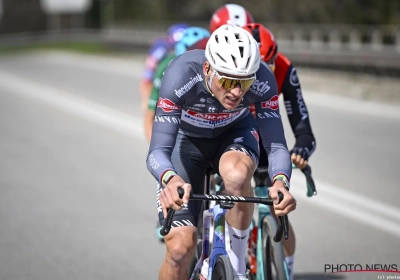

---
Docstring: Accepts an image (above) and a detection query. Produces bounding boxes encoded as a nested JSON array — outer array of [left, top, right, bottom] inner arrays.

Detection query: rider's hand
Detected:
[[269, 180, 296, 216], [159, 175, 191, 218], [291, 133, 315, 169]]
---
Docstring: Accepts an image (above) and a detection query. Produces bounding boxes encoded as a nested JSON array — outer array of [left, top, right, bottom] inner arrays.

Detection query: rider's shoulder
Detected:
[[167, 50, 206, 69], [249, 61, 279, 100], [174, 49, 206, 62], [275, 52, 292, 72], [256, 61, 277, 83]]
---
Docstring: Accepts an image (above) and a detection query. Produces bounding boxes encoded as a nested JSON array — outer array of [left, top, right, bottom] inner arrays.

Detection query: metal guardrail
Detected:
[[102, 23, 400, 75], [1, 23, 400, 76]]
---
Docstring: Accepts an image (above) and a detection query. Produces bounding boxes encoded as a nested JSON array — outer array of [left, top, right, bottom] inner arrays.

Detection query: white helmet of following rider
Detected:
[[205, 24, 260, 77]]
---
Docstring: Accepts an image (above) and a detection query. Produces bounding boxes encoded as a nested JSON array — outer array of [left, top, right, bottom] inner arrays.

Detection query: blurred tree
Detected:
[[107, 0, 400, 25], [0, 0, 46, 34], [85, 0, 101, 28]]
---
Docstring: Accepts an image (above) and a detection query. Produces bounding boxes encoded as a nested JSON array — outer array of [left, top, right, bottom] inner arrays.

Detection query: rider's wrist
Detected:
[[162, 170, 177, 188], [273, 174, 287, 181], [273, 174, 290, 190]]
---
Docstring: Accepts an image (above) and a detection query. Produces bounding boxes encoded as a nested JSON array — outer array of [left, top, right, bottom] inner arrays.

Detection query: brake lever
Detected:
[[159, 187, 185, 236], [273, 192, 289, 242]]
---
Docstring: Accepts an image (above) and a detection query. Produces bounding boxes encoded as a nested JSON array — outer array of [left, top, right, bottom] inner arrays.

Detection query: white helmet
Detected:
[[205, 24, 260, 77]]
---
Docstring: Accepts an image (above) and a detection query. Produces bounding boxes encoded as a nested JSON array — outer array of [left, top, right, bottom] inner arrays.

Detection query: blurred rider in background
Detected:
[[144, 27, 210, 142], [140, 23, 189, 111]]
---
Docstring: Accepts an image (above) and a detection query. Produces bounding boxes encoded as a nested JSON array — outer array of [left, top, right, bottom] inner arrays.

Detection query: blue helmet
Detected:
[[174, 27, 210, 56], [167, 23, 190, 43]]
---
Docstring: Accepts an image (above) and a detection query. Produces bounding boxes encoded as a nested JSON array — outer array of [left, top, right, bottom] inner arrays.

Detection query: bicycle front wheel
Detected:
[[212, 255, 234, 280], [187, 239, 202, 279], [262, 215, 289, 280]]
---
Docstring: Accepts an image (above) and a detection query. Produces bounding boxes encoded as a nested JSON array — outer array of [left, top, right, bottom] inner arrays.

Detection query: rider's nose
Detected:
[[229, 84, 243, 96]]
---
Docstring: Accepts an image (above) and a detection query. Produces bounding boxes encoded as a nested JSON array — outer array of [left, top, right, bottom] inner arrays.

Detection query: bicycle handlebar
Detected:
[[291, 163, 317, 197], [160, 188, 288, 242]]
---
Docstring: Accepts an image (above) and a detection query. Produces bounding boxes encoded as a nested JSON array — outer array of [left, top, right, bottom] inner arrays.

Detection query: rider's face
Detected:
[[203, 62, 253, 110]]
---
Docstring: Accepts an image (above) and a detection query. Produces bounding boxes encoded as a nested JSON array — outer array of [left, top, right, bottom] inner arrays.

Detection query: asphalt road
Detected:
[[0, 51, 399, 280]]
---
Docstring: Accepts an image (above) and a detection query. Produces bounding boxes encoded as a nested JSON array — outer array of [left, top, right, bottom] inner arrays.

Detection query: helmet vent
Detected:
[[217, 53, 227, 63], [239, 46, 244, 57], [245, 57, 251, 68], [251, 27, 261, 44]]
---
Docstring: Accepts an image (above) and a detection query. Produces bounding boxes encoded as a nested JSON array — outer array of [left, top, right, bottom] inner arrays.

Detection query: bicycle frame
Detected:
[[250, 163, 316, 279], [160, 164, 307, 279], [189, 203, 230, 280], [253, 185, 290, 280]]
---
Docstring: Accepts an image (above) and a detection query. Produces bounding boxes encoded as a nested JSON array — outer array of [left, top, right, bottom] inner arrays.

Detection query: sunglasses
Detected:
[[212, 69, 256, 90]]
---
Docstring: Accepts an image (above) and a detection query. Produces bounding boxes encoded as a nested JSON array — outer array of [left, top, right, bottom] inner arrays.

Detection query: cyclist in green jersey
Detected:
[[144, 27, 210, 142]]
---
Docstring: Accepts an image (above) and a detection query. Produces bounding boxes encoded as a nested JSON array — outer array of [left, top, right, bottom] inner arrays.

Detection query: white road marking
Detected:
[[290, 175, 400, 238], [303, 91, 400, 120], [22, 51, 400, 120], [1, 61, 400, 238], [0, 69, 144, 140]]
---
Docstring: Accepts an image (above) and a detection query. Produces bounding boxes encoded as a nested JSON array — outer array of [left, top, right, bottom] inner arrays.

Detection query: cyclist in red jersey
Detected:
[[242, 23, 316, 173], [210, 5, 317, 280]]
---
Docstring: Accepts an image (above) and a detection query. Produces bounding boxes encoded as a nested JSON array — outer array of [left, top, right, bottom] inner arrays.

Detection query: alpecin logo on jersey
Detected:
[[157, 98, 180, 113], [261, 95, 279, 110], [249, 80, 270, 96], [174, 73, 203, 98]]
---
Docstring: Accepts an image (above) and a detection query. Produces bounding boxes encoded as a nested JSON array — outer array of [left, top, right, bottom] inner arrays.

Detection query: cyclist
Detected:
[[146, 24, 296, 280], [210, 6, 316, 168], [210, 6, 317, 279], [140, 23, 189, 112], [144, 27, 210, 142], [243, 23, 316, 168], [243, 22, 316, 280]]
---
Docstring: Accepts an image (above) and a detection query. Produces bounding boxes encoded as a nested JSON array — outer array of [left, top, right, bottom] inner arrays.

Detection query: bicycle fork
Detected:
[[190, 205, 229, 280]]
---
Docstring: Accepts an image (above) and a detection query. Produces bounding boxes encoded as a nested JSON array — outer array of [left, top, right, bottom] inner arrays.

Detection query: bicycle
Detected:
[[159, 165, 290, 280], [245, 163, 317, 280]]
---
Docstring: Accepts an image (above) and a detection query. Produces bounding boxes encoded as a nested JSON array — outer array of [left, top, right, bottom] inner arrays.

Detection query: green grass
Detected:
[[0, 42, 110, 55]]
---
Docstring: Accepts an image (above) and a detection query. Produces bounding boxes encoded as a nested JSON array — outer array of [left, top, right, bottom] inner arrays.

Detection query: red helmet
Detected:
[[209, 4, 254, 33], [242, 23, 278, 63]]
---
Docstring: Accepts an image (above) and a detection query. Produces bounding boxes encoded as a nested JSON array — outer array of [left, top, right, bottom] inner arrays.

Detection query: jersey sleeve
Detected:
[[281, 64, 316, 154], [253, 63, 292, 181], [146, 56, 193, 184]]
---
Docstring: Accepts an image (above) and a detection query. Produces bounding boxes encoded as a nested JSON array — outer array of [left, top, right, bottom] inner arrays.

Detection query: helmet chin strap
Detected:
[[207, 70, 217, 96]]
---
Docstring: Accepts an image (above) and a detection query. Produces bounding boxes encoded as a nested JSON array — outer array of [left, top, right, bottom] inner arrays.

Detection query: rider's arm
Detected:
[[280, 63, 316, 157], [146, 57, 187, 186], [144, 110, 155, 142], [254, 64, 292, 181]]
